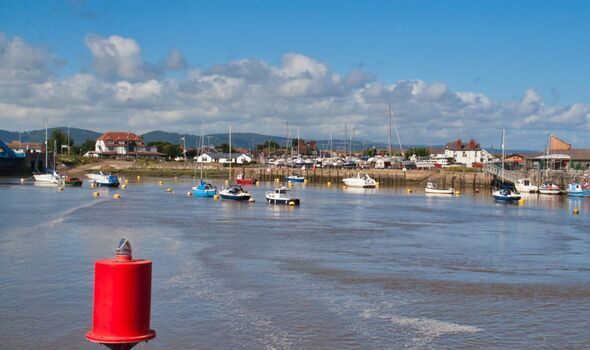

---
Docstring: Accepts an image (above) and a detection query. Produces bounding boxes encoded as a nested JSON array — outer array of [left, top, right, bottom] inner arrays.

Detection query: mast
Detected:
[[45, 123, 48, 172], [228, 125, 232, 182], [388, 104, 392, 156], [391, 107, 404, 157], [198, 120, 205, 181], [344, 124, 348, 157], [53, 140, 56, 173], [501, 129, 505, 183], [67, 126, 70, 156]]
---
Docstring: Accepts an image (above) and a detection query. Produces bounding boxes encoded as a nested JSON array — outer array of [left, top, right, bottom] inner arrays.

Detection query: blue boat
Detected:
[[285, 175, 305, 183], [567, 183, 590, 197], [87, 172, 120, 187], [192, 180, 217, 197], [493, 188, 521, 201]]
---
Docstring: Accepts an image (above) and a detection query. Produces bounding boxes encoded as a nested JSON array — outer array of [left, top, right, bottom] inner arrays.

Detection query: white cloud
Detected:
[[1, 32, 589, 149]]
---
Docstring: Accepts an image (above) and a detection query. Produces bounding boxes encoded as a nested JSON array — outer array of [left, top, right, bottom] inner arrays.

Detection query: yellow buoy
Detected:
[[455, 190, 461, 195], [288, 182, 293, 187], [248, 198, 255, 203], [225, 180, 229, 185], [174, 176, 178, 180], [375, 182, 380, 188], [475, 188, 480, 193], [113, 193, 121, 199], [137, 175, 141, 180], [342, 185, 347, 189], [573, 208, 580, 215], [256, 181, 260, 186], [327, 181, 332, 186], [289, 201, 296, 206], [407, 188, 413, 193], [213, 194, 219, 200], [518, 198, 525, 206], [58, 187, 64, 192], [187, 191, 193, 197], [275, 178, 280, 183], [159, 180, 164, 186], [121, 184, 127, 189], [304, 179, 308, 184], [125, 179, 129, 184], [166, 187, 173, 193], [93, 191, 100, 197]]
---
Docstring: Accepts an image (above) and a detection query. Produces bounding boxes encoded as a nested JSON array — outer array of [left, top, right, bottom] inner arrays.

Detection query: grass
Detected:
[[113, 167, 230, 178]]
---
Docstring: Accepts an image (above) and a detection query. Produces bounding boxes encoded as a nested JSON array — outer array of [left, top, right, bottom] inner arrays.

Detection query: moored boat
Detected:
[[236, 173, 257, 185], [192, 179, 217, 197], [342, 173, 376, 188], [515, 178, 538, 193], [33, 170, 62, 185], [567, 183, 590, 197], [538, 182, 560, 195], [219, 185, 251, 200], [285, 175, 305, 183], [87, 172, 120, 187], [424, 181, 454, 194], [493, 187, 521, 201], [265, 187, 300, 205], [64, 176, 83, 187]]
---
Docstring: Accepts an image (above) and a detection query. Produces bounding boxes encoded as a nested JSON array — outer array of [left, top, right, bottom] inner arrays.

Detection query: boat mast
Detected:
[[391, 107, 404, 157], [228, 124, 232, 182], [501, 129, 505, 184], [297, 126, 300, 156], [388, 104, 393, 156], [45, 123, 48, 172]]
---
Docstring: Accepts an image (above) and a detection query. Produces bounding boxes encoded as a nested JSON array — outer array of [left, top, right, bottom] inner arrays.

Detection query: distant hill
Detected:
[[0, 127, 101, 145]]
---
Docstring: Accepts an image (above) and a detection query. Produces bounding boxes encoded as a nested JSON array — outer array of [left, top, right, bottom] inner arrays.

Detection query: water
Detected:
[[1, 178, 589, 349]]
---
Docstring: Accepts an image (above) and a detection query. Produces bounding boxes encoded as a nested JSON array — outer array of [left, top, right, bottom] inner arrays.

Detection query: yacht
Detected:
[[424, 181, 454, 194], [538, 182, 561, 195], [342, 173, 376, 188], [219, 185, 251, 201], [515, 179, 538, 193]]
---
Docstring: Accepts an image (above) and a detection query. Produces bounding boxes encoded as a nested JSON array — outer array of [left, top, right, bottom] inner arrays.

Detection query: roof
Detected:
[[525, 149, 590, 161], [202, 152, 234, 159], [7, 141, 43, 149], [98, 132, 143, 142]]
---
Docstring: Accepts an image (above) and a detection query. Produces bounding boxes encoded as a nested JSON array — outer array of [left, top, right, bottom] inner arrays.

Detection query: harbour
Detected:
[[1, 177, 589, 349]]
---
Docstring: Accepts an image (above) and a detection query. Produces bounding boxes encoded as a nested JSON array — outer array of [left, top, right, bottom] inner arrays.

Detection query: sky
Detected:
[[0, 0, 588, 149]]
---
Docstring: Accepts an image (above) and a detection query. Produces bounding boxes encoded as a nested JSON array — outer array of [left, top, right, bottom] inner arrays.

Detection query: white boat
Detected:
[[493, 129, 521, 202], [424, 181, 454, 194], [342, 173, 376, 188], [86, 172, 119, 187], [33, 170, 62, 185], [515, 179, 538, 193], [538, 182, 561, 195], [219, 185, 251, 200], [265, 187, 300, 205]]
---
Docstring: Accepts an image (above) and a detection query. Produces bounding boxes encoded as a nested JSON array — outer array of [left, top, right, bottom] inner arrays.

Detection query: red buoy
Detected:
[[86, 239, 156, 349]]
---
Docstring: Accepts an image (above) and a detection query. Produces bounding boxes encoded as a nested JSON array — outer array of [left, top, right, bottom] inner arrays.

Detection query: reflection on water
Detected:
[[1, 178, 589, 349]]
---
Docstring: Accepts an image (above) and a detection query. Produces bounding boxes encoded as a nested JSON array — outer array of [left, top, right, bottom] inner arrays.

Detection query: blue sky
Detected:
[[0, 0, 589, 149]]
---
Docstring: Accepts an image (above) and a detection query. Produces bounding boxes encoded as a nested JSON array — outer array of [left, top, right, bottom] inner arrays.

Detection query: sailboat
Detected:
[[192, 120, 218, 197], [492, 129, 521, 202], [33, 125, 63, 185], [219, 125, 251, 201]]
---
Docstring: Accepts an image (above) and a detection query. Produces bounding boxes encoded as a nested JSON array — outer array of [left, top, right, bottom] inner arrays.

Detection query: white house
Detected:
[[197, 152, 235, 163], [435, 139, 493, 167], [236, 154, 253, 164], [87, 132, 163, 159]]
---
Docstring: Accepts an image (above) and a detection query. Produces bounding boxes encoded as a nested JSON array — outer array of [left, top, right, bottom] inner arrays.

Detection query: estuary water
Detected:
[[1, 178, 589, 349]]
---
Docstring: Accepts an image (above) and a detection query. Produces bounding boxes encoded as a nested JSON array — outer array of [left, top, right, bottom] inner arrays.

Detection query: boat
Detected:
[[236, 173, 257, 185], [265, 187, 300, 205], [192, 120, 218, 197], [63, 176, 83, 187], [219, 125, 251, 201], [424, 181, 454, 194], [538, 182, 561, 195], [515, 178, 538, 193], [87, 172, 120, 187], [219, 185, 251, 200], [33, 124, 63, 185], [342, 173, 376, 188], [493, 187, 522, 201], [285, 175, 305, 183], [567, 183, 590, 197], [493, 129, 521, 202]]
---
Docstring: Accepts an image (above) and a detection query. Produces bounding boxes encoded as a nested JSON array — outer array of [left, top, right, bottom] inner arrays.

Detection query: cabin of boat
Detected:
[[265, 187, 300, 205]]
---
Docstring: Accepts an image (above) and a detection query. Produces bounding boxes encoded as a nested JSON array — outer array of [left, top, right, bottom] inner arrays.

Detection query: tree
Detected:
[[256, 140, 281, 151], [76, 139, 96, 155], [48, 130, 73, 154], [218, 143, 236, 153], [407, 147, 430, 157], [148, 141, 181, 158], [362, 147, 377, 157]]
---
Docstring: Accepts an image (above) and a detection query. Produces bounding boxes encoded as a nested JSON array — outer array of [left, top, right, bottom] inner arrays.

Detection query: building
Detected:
[[525, 136, 590, 171], [236, 154, 253, 164], [86, 132, 164, 159], [196, 152, 234, 163], [434, 138, 494, 167], [7, 141, 44, 154]]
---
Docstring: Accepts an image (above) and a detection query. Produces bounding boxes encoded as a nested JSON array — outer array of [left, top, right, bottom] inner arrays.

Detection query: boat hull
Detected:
[[285, 176, 305, 183], [266, 197, 300, 205], [342, 179, 376, 188], [493, 195, 521, 201], [425, 188, 454, 194], [567, 191, 590, 197], [193, 189, 216, 197], [219, 193, 251, 200], [65, 180, 82, 187], [539, 189, 560, 195], [236, 179, 257, 185]]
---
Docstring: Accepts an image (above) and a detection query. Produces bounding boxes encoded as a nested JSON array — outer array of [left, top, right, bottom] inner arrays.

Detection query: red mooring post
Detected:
[[86, 239, 156, 350]]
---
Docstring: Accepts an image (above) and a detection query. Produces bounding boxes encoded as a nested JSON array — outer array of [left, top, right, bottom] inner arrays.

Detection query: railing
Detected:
[[483, 163, 521, 184]]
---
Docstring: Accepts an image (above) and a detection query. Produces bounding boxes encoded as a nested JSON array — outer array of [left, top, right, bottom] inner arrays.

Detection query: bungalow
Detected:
[[236, 154, 253, 164], [85, 132, 164, 159], [197, 152, 235, 163]]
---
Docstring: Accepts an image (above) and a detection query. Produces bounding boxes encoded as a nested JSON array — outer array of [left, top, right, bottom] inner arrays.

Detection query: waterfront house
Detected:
[[435, 139, 493, 167], [7, 141, 44, 154], [86, 132, 164, 159]]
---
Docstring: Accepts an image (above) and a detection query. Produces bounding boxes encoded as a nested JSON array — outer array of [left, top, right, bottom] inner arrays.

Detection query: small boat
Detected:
[[64, 176, 83, 187], [192, 179, 217, 197], [236, 173, 257, 185], [265, 187, 300, 205], [538, 182, 560, 195], [219, 185, 251, 200], [87, 172, 120, 187], [342, 173, 376, 188], [285, 175, 305, 183], [33, 170, 62, 185], [424, 181, 454, 194], [567, 183, 590, 197], [515, 178, 538, 193], [493, 187, 521, 201]]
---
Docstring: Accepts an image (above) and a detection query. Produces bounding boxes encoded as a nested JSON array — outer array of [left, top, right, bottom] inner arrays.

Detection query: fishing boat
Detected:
[[63, 176, 83, 187], [219, 125, 252, 201], [192, 120, 218, 197], [342, 173, 376, 188], [87, 172, 120, 187], [219, 185, 251, 200], [236, 173, 257, 185], [285, 175, 305, 183], [566, 183, 590, 197], [538, 182, 561, 195], [424, 181, 454, 194], [265, 187, 300, 205], [493, 129, 521, 202], [515, 179, 538, 193]]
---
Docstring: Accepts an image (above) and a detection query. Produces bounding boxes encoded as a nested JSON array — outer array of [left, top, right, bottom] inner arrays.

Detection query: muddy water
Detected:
[[0, 178, 589, 349]]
